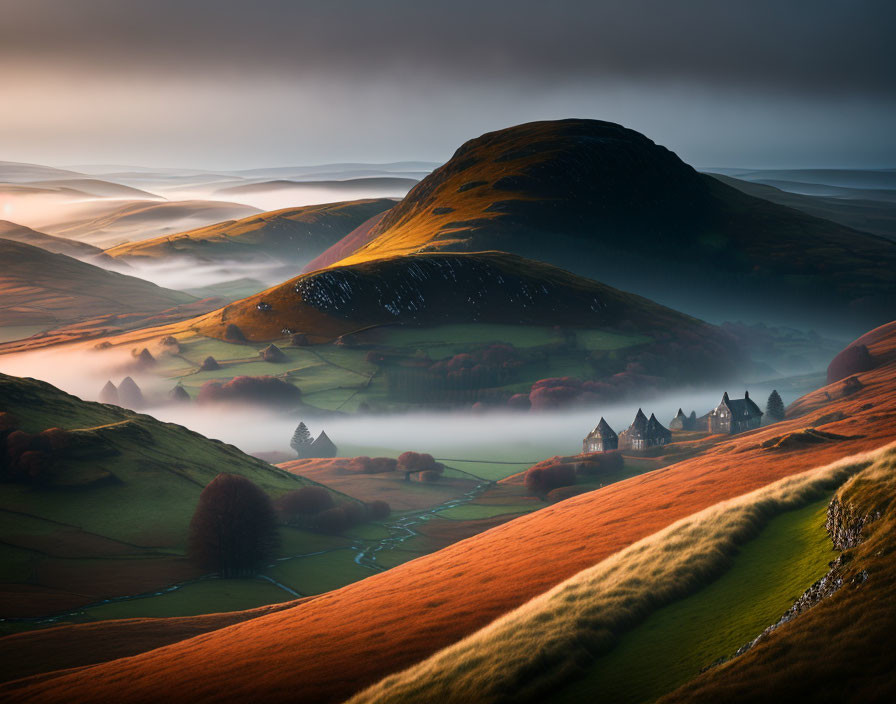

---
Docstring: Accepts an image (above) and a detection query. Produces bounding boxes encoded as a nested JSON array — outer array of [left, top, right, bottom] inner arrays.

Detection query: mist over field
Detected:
[[0, 342, 796, 460], [101, 257, 292, 293]]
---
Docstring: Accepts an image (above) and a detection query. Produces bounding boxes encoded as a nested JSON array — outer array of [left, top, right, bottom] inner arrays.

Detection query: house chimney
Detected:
[[744, 390, 749, 399]]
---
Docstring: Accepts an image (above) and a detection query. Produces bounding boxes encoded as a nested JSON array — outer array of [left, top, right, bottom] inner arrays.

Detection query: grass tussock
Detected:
[[348, 443, 896, 704]]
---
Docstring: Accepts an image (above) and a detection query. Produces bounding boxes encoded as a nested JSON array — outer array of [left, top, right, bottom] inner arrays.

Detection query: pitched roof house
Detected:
[[708, 391, 763, 434], [583, 417, 618, 453], [619, 409, 671, 450]]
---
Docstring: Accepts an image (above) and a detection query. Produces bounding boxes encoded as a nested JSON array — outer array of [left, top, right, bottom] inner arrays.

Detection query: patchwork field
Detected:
[[5, 320, 892, 703]]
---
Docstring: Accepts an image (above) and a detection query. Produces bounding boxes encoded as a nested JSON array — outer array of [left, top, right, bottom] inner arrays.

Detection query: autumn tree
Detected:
[[188, 474, 280, 577], [766, 389, 786, 422]]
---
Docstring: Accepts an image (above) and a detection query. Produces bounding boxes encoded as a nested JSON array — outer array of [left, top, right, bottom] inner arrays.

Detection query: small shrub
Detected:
[[827, 344, 875, 383], [577, 451, 624, 476], [398, 451, 437, 472], [277, 486, 334, 518], [368, 500, 391, 520]]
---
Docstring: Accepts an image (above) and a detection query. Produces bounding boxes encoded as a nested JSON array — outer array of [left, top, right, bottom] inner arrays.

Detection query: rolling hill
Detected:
[[302, 209, 391, 272], [318, 119, 896, 332], [0, 221, 103, 259], [183, 250, 735, 344], [21, 179, 160, 200], [40, 200, 262, 248], [710, 173, 896, 240], [0, 239, 194, 329], [214, 177, 418, 197], [0, 161, 87, 183], [6, 320, 894, 703], [0, 373, 334, 619], [103, 199, 395, 264]]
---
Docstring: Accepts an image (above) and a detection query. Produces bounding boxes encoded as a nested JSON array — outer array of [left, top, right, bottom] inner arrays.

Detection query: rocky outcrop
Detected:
[[825, 495, 880, 550], [722, 492, 880, 664]]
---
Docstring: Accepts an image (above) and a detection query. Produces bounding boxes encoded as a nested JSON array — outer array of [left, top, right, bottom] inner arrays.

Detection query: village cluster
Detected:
[[583, 391, 765, 453]]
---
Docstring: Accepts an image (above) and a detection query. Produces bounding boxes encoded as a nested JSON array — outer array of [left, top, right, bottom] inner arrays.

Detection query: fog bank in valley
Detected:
[[0, 344, 804, 463]]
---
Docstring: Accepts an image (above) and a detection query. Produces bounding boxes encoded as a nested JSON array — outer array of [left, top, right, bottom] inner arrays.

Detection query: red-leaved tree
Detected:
[[188, 474, 280, 577]]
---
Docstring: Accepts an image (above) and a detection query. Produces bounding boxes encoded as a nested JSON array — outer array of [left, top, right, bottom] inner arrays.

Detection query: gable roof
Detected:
[[310, 430, 337, 452], [586, 417, 617, 440], [647, 413, 672, 437], [717, 392, 763, 418]]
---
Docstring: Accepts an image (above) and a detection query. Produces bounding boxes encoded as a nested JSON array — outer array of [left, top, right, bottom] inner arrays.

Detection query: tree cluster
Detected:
[[525, 462, 577, 495], [198, 375, 301, 407], [0, 414, 72, 485], [275, 485, 392, 532]]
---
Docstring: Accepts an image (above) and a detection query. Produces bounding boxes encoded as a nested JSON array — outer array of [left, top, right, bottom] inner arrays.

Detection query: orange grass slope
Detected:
[[660, 444, 896, 703], [0, 599, 311, 686], [5, 322, 896, 704]]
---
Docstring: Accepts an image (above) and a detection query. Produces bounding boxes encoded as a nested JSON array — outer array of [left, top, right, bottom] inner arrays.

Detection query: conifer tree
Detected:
[[766, 389, 785, 422], [290, 422, 312, 456]]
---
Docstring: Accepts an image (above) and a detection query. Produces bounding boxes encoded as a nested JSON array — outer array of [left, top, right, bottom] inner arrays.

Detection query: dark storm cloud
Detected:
[[4, 0, 895, 98]]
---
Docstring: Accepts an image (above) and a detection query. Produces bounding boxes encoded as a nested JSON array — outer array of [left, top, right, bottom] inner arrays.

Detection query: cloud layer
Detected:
[[3, 0, 895, 168]]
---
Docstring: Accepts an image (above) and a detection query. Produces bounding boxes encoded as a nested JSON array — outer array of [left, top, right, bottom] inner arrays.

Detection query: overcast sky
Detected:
[[3, 0, 895, 169]]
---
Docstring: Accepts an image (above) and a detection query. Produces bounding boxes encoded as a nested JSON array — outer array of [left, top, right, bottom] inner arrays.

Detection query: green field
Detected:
[[82, 578, 290, 620], [151, 323, 650, 412], [556, 497, 835, 704]]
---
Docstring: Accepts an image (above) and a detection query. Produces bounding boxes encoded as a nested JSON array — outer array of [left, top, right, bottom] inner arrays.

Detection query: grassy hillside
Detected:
[[349, 448, 888, 703], [320, 119, 896, 331], [41, 200, 261, 247], [184, 251, 730, 342], [9, 320, 894, 703], [104, 199, 395, 263], [662, 448, 896, 703], [302, 209, 391, 272], [0, 221, 102, 259], [709, 173, 896, 241], [0, 372, 334, 618], [0, 239, 194, 328]]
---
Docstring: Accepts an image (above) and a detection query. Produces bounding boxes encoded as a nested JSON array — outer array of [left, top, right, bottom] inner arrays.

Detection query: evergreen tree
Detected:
[[290, 422, 312, 456], [766, 389, 785, 422]]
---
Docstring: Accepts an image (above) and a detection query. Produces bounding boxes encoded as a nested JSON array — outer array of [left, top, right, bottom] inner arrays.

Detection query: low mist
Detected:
[[0, 344, 801, 464], [99, 256, 296, 296]]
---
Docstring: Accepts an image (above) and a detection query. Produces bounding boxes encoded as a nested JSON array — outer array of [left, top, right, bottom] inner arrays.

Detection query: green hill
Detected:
[[0, 372, 331, 618]]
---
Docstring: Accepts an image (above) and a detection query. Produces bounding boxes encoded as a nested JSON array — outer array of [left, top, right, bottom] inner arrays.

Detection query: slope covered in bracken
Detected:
[[5, 321, 895, 703], [322, 119, 896, 331], [104, 199, 394, 264]]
